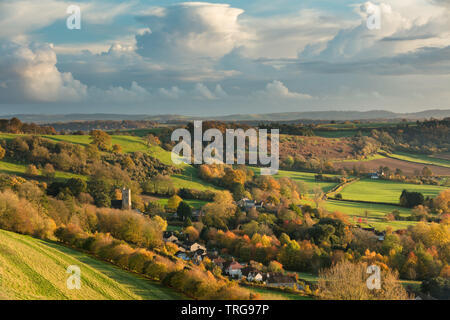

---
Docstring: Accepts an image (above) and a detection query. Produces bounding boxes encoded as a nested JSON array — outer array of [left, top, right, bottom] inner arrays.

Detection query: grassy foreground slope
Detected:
[[0, 229, 183, 300]]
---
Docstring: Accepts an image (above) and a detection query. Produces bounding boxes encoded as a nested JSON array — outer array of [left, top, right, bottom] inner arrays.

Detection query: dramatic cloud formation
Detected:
[[136, 3, 247, 63], [0, 0, 448, 114]]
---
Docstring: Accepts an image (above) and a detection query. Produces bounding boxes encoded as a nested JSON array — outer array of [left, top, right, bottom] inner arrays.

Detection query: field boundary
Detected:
[[325, 177, 360, 198], [327, 197, 401, 207], [380, 151, 450, 170]]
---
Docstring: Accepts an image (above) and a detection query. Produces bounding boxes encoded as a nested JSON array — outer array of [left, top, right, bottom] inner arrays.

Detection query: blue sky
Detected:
[[0, 0, 449, 115]]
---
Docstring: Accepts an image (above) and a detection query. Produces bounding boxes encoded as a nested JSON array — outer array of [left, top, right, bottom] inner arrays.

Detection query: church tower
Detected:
[[122, 188, 131, 210]]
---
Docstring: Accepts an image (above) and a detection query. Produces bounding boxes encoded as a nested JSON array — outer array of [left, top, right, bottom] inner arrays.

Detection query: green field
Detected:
[[299, 198, 416, 231], [339, 179, 447, 204], [0, 229, 183, 300], [323, 200, 417, 231], [0, 160, 86, 181], [387, 152, 450, 169], [251, 168, 341, 194], [157, 197, 208, 209]]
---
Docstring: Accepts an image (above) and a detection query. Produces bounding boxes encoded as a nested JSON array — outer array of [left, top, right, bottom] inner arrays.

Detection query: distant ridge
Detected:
[[2, 109, 449, 123]]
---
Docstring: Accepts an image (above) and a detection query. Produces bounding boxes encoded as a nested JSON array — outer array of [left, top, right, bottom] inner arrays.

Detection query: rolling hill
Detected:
[[0, 229, 183, 300]]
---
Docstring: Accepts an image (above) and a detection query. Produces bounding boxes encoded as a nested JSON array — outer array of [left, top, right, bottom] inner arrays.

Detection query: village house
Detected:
[[182, 242, 206, 253], [237, 198, 264, 210], [163, 231, 179, 243], [212, 256, 226, 269], [265, 273, 298, 289], [223, 261, 245, 278], [241, 266, 264, 282]]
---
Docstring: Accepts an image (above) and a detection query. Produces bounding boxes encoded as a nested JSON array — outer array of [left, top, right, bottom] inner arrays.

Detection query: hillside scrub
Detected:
[[0, 179, 253, 300]]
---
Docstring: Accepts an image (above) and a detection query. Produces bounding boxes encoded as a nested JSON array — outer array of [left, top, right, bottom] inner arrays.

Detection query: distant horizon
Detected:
[[2, 107, 450, 117], [2, 108, 449, 124]]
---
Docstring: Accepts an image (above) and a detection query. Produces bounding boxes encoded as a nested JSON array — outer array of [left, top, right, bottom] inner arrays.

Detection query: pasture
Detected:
[[0, 229, 183, 300], [254, 168, 341, 194], [339, 179, 447, 204], [323, 200, 417, 231], [0, 160, 86, 181], [299, 198, 416, 231]]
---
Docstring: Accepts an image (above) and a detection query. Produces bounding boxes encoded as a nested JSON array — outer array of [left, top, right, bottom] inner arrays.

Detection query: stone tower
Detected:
[[122, 188, 131, 210]]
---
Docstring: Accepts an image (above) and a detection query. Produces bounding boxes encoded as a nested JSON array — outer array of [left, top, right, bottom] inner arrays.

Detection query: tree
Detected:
[[25, 164, 39, 177], [0, 145, 5, 160], [268, 260, 284, 273], [318, 260, 410, 300], [231, 182, 245, 201], [42, 163, 55, 179], [202, 191, 237, 230], [400, 190, 425, 208], [88, 178, 112, 207], [90, 130, 111, 151], [177, 201, 192, 221], [66, 178, 87, 197], [145, 134, 161, 147], [112, 144, 123, 154], [434, 189, 450, 214], [167, 195, 182, 211], [184, 226, 199, 241], [422, 166, 433, 177]]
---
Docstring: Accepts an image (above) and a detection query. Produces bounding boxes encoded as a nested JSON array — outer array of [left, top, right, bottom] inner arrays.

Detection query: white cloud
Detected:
[[300, 1, 450, 62], [0, 42, 87, 103], [135, 2, 247, 63], [194, 83, 217, 100], [256, 80, 313, 100], [0, 41, 154, 104], [0, 0, 133, 40], [158, 86, 184, 99]]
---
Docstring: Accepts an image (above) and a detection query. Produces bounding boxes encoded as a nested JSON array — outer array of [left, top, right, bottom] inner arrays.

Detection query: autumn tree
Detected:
[[25, 164, 39, 177], [112, 144, 123, 154], [202, 191, 236, 230], [145, 134, 161, 147], [434, 189, 449, 214], [167, 195, 182, 211], [268, 260, 284, 273], [42, 163, 55, 179], [0, 145, 5, 160], [318, 260, 410, 300], [90, 130, 112, 151]]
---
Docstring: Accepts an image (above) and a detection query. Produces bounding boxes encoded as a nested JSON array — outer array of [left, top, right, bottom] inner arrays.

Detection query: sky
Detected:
[[0, 0, 449, 116]]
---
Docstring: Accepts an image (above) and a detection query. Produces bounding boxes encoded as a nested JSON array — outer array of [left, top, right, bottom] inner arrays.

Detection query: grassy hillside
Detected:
[[339, 179, 447, 204], [0, 229, 183, 300], [0, 133, 220, 192], [386, 152, 450, 169], [0, 160, 86, 181]]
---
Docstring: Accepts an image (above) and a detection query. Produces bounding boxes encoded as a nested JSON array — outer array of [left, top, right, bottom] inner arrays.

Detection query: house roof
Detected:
[[241, 266, 260, 277], [223, 261, 245, 270]]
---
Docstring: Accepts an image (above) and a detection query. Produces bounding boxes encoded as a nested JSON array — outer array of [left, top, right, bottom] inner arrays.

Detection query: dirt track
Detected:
[[334, 157, 450, 176]]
